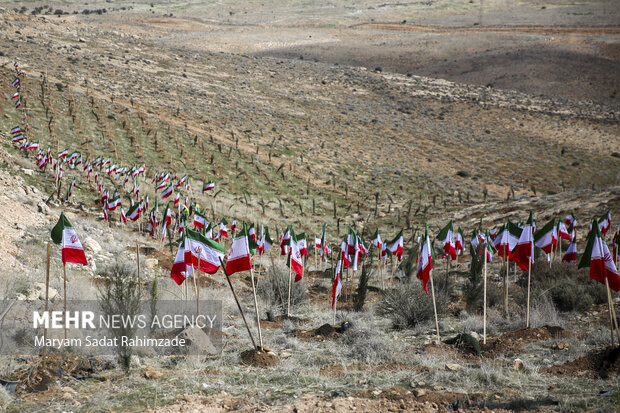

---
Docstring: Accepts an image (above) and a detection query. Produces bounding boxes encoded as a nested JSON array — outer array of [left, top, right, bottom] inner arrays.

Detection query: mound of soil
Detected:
[[292, 323, 346, 341], [500, 326, 569, 341], [260, 314, 308, 329], [542, 346, 620, 379], [15, 353, 113, 392], [239, 348, 279, 368], [482, 326, 571, 358]]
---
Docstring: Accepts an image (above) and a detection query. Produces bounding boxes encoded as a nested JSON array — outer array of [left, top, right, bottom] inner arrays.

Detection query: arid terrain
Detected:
[[0, 0, 619, 411]]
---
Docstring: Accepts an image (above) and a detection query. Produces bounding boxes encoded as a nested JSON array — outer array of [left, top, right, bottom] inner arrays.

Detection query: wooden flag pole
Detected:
[[63, 262, 67, 340], [379, 248, 384, 290], [526, 258, 532, 328], [250, 267, 264, 349], [219, 257, 257, 349], [605, 278, 620, 345], [196, 256, 201, 316], [503, 256, 509, 316], [429, 270, 440, 343], [44, 242, 51, 353], [333, 292, 338, 325], [287, 257, 293, 317], [483, 246, 488, 345], [136, 241, 141, 291], [610, 288, 620, 344]]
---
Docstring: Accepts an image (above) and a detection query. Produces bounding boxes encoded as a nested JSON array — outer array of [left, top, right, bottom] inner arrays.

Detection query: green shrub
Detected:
[[378, 279, 447, 329]]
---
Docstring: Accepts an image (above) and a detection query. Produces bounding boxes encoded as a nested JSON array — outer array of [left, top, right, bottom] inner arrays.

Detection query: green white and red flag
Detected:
[[493, 221, 521, 260], [385, 230, 404, 261], [578, 220, 620, 291], [160, 185, 173, 200], [297, 232, 308, 257], [598, 211, 612, 236], [51, 212, 88, 265], [558, 221, 571, 241], [437, 220, 456, 260], [257, 226, 273, 256], [202, 182, 215, 192], [613, 225, 619, 262], [171, 237, 193, 285], [417, 225, 434, 294], [288, 228, 304, 282], [340, 240, 352, 269], [562, 239, 577, 263], [280, 227, 291, 255], [194, 212, 207, 230], [455, 227, 465, 255], [534, 218, 557, 254], [512, 212, 535, 271], [565, 213, 577, 228], [184, 229, 226, 274], [225, 223, 252, 275], [332, 258, 342, 309], [371, 229, 382, 251], [127, 202, 141, 221]]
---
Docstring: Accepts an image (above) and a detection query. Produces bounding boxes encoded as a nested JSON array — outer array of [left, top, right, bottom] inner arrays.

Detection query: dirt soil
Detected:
[[239, 348, 280, 368], [291, 323, 346, 341], [542, 346, 620, 379]]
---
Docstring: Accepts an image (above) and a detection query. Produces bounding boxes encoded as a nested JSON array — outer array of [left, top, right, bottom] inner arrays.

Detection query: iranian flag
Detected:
[[176, 175, 188, 188], [156, 180, 167, 191], [298, 232, 308, 257], [534, 218, 557, 254], [562, 239, 577, 263], [248, 224, 256, 242], [598, 211, 612, 236], [512, 212, 535, 271], [120, 208, 127, 224], [257, 226, 273, 256], [417, 226, 434, 294], [184, 229, 226, 274], [194, 212, 207, 230], [225, 223, 252, 275], [160, 185, 173, 199], [12, 135, 24, 143], [107, 195, 121, 211], [455, 227, 465, 255], [385, 230, 404, 261], [127, 202, 141, 221], [231, 220, 237, 235], [565, 213, 577, 228], [332, 258, 342, 309], [219, 219, 229, 238], [288, 228, 304, 282], [578, 221, 620, 291], [51, 212, 88, 265], [319, 223, 328, 258], [371, 229, 382, 251], [493, 221, 521, 260], [613, 226, 620, 262], [558, 221, 571, 241], [315, 237, 322, 249], [170, 238, 193, 285], [202, 182, 215, 192], [174, 192, 180, 207], [280, 227, 291, 255], [164, 205, 172, 226], [11, 127, 21, 135], [341, 240, 352, 269], [437, 220, 456, 260]]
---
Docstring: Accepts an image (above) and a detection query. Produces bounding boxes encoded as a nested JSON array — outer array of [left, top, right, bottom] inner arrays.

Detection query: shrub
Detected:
[[378, 279, 447, 329], [97, 262, 141, 374], [257, 260, 308, 314], [517, 261, 607, 312], [464, 245, 485, 312], [354, 255, 372, 311]]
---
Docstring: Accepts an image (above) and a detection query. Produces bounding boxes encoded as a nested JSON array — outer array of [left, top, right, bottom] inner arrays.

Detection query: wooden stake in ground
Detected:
[[196, 255, 201, 316], [287, 255, 293, 317], [219, 257, 257, 349], [44, 242, 51, 353], [503, 257, 509, 315], [250, 267, 264, 349], [63, 262, 67, 340], [526, 258, 532, 328], [429, 269, 440, 343], [605, 278, 620, 345], [483, 245, 488, 345], [136, 241, 141, 291]]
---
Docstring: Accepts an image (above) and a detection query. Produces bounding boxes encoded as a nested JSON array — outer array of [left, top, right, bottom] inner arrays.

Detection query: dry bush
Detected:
[[257, 263, 308, 314], [378, 279, 447, 329], [517, 261, 606, 312], [529, 294, 563, 328]]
